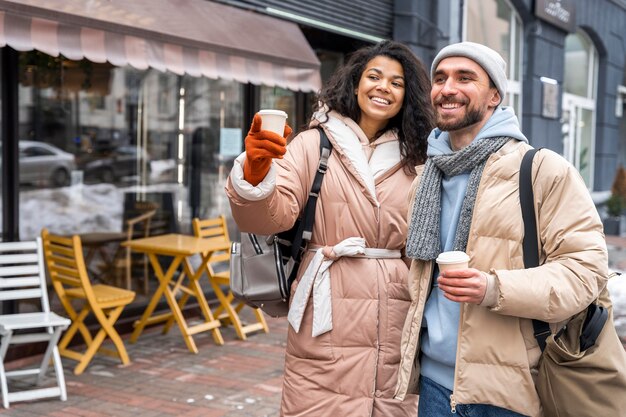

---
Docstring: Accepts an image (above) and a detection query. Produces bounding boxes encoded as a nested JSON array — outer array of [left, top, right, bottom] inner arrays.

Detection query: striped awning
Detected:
[[0, 0, 321, 92]]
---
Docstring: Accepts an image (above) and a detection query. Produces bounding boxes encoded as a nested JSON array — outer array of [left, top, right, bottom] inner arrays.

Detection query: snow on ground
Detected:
[[21, 183, 123, 238], [608, 273, 626, 338], [18, 181, 187, 240]]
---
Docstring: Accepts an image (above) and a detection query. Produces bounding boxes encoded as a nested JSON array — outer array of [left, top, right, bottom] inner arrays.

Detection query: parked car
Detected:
[[78, 145, 151, 183], [19, 140, 76, 187]]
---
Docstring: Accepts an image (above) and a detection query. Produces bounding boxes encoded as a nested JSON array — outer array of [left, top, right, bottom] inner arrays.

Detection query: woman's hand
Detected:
[[243, 113, 292, 186]]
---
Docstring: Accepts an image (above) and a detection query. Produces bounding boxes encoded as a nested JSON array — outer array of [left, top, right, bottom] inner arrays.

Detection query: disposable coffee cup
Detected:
[[436, 251, 470, 272], [258, 109, 288, 136]]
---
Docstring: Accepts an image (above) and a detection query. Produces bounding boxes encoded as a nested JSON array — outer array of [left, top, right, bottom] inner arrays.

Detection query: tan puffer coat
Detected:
[[394, 140, 608, 416], [226, 113, 419, 416]]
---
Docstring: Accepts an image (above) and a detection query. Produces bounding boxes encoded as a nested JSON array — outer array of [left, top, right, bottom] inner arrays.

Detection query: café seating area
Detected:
[[0, 212, 269, 407]]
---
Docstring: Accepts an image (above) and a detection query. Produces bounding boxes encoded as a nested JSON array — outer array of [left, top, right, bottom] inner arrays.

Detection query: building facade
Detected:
[[395, 0, 626, 193], [215, 0, 626, 194]]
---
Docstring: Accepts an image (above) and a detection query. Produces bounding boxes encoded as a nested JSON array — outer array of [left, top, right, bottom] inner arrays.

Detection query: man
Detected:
[[393, 42, 608, 417]]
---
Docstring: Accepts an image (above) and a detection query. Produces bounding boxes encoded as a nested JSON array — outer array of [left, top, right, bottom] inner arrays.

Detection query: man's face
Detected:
[[430, 57, 500, 132]]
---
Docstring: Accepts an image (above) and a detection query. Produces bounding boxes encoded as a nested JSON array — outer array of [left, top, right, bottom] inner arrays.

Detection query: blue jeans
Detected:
[[418, 376, 528, 417]]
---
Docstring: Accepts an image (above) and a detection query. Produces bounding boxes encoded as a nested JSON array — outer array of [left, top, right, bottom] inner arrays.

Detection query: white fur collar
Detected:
[[313, 111, 401, 204]]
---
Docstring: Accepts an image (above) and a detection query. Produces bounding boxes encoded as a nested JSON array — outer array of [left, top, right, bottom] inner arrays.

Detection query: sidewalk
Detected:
[[0, 311, 288, 417], [1, 240, 625, 417], [604, 235, 626, 340]]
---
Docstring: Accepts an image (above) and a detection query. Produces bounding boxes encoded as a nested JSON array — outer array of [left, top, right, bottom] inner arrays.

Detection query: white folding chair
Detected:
[[0, 238, 70, 408]]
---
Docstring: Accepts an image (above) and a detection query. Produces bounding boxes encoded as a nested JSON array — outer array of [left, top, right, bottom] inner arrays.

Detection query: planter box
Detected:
[[603, 217, 621, 235]]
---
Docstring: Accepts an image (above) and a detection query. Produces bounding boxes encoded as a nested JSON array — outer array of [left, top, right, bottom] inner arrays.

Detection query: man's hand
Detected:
[[243, 113, 292, 186], [437, 268, 487, 304]]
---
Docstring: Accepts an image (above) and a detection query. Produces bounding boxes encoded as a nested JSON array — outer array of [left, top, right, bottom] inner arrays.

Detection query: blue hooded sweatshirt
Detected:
[[420, 106, 528, 390]]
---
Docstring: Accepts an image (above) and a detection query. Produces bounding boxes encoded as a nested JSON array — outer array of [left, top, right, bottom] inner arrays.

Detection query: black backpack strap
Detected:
[[520, 148, 541, 269], [290, 127, 333, 260], [521, 147, 607, 352], [519, 148, 552, 351]]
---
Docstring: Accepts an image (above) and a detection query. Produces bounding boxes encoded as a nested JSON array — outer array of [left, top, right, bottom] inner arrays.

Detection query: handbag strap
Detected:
[[519, 148, 553, 351], [290, 127, 333, 260]]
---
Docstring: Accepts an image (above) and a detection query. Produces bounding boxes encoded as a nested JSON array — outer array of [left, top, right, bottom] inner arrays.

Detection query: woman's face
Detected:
[[356, 55, 405, 139]]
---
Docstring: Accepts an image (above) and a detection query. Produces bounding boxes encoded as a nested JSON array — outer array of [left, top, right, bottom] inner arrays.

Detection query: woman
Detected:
[[225, 40, 433, 416]]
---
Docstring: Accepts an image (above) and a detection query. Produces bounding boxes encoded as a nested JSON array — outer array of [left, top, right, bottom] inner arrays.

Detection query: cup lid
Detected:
[[436, 251, 470, 264], [258, 109, 288, 118]]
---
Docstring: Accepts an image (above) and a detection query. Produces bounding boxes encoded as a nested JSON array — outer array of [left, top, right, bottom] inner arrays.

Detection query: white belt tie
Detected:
[[287, 237, 401, 337]]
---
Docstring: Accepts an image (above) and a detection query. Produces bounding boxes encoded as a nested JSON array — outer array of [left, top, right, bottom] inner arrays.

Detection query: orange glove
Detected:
[[243, 113, 292, 186]]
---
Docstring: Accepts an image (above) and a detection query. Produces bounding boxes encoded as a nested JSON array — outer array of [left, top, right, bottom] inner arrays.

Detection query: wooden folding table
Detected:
[[123, 233, 230, 353]]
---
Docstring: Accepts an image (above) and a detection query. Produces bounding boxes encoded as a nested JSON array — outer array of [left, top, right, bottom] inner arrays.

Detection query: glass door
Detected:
[[562, 93, 596, 188]]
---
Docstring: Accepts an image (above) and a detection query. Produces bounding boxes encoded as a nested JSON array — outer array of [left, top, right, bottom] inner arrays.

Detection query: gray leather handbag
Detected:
[[229, 233, 295, 317], [230, 128, 332, 317]]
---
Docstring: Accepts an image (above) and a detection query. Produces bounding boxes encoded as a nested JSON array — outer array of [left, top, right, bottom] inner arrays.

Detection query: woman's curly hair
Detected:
[[313, 40, 434, 170]]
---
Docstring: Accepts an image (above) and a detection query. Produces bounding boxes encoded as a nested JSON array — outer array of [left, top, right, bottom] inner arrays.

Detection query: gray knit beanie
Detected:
[[431, 42, 507, 104]]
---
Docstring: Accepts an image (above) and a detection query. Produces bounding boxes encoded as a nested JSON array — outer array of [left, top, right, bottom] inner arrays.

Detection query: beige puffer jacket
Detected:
[[394, 140, 608, 417], [226, 112, 419, 416]]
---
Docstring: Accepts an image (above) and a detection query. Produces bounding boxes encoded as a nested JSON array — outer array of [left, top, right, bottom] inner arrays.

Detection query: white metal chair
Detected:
[[0, 238, 70, 408]]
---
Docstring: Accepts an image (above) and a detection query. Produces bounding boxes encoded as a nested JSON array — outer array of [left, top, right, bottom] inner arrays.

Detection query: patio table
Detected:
[[122, 233, 230, 353]]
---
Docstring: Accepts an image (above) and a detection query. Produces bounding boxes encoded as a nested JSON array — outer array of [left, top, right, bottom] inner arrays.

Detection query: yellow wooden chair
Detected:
[[192, 216, 269, 340], [41, 229, 136, 375]]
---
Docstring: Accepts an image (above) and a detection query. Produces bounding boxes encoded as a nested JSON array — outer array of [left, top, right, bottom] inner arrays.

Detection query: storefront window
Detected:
[[17, 52, 244, 243], [15, 51, 245, 312], [260, 86, 296, 125], [465, 0, 523, 118], [318, 51, 344, 86], [564, 33, 596, 98], [562, 30, 598, 189]]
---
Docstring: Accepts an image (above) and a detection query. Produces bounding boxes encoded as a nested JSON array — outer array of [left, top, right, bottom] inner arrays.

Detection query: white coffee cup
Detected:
[[258, 109, 288, 136], [436, 251, 470, 272]]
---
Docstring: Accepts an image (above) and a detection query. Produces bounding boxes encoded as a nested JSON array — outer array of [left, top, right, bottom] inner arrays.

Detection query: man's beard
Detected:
[[436, 104, 485, 132]]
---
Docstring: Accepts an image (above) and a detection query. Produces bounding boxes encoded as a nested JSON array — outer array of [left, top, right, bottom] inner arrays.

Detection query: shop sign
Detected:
[[541, 77, 560, 119], [535, 0, 576, 32]]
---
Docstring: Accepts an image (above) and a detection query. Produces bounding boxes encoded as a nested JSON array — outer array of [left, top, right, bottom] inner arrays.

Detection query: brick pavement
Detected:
[[0, 311, 288, 417]]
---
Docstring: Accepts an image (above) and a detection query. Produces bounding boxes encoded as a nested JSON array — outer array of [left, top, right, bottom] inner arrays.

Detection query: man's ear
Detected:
[[489, 89, 502, 108]]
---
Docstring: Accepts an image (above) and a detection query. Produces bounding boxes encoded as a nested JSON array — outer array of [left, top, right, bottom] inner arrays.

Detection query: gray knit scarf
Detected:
[[406, 136, 511, 260]]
